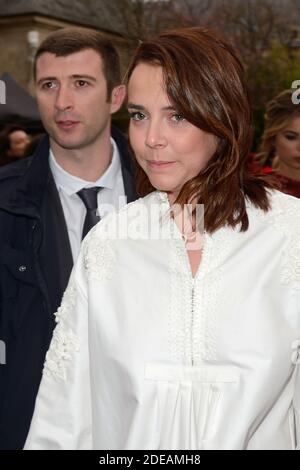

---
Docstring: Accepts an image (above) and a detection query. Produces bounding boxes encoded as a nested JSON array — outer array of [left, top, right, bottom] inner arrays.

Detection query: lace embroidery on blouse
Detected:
[[83, 225, 117, 282], [193, 228, 231, 362], [192, 237, 219, 363], [169, 238, 193, 363], [167, 201, 232, 363], [255, 193, 300, 290], [43, 281, 79, 380]]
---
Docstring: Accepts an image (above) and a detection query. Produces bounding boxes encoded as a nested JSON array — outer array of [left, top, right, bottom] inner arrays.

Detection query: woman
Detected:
[[259, 89, 300, 198], [0, 124, 31, 166], [25, 27, 300, 450]]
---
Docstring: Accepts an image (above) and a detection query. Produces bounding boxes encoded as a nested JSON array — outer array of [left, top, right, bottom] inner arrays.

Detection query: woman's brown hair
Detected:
[[125, 27, 274, 233]]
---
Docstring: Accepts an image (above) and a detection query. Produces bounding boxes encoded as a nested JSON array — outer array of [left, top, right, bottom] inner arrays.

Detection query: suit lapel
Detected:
[[39, 171, 73, 312]]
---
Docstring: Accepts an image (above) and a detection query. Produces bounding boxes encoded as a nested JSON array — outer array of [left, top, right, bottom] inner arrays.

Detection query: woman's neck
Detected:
[[273, 159, 300, 182]]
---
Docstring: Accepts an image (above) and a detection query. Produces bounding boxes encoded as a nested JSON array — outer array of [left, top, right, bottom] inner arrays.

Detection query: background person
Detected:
[[0, 124, 31, 166], [258, 89, 300, 198]]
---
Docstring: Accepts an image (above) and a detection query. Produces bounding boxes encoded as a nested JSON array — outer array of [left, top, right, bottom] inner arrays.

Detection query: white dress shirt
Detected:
[[49, 138, 126, 261], [25, 190, 300, 450]]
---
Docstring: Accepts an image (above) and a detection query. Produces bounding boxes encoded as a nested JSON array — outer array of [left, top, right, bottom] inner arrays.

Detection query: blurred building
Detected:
[[0, 0, 132, 96]]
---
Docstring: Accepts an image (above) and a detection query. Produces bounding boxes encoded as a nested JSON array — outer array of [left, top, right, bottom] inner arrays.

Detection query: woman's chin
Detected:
[[151, 185, 174, 195], [147, 177, 176, 193]]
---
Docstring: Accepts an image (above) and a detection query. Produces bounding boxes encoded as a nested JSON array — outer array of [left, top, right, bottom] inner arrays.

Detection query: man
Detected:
[[0, 27, 136, 450]]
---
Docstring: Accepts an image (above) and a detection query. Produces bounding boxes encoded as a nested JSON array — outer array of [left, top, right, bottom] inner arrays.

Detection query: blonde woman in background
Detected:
[[259, 89, 300, 198]]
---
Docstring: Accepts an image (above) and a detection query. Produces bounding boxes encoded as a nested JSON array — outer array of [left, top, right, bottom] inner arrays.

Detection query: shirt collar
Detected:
[[49, 138, 121, 196]]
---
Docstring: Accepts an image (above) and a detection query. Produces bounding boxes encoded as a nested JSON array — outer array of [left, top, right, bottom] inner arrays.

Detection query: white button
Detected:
[[18, 265, 27, 272]]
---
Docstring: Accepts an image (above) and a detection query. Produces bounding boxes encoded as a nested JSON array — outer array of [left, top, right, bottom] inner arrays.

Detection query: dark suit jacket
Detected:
[[0, 128, 137, 449]]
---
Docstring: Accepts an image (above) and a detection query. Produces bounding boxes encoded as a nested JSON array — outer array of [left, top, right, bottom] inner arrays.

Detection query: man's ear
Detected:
[[110, 85, 126, 114]]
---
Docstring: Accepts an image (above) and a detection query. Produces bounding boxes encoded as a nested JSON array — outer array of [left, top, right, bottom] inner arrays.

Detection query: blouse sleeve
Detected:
[[24, 249, 92, 450]]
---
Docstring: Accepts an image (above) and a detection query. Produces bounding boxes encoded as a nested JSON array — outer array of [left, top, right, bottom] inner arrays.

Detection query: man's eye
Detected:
[[128, 111, 146, 121], [42, 82, 56, 89], [76, 80, 88, 87]]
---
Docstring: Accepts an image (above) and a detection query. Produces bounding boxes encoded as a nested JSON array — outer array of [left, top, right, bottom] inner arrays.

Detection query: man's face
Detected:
[[35, 49, 124, 152]]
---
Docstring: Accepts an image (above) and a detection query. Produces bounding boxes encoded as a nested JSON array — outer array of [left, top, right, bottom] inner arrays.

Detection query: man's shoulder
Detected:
[[0, 135, 50, 200], [0, 157, 33, 182], [0, 158, 34, 199]]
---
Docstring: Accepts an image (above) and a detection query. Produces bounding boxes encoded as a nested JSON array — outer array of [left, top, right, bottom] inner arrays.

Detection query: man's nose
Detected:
[[54, 85, 73, 112]]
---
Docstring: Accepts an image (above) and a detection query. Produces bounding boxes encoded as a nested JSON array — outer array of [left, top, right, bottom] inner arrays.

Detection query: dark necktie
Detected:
[[77, 187, 102, 239]]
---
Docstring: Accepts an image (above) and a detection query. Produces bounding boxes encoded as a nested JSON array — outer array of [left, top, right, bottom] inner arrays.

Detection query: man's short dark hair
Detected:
[[34, 27, 121, 97]]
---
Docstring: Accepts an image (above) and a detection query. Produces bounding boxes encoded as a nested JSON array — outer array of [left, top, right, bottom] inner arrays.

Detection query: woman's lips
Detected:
[[147, 160, 176, 169]]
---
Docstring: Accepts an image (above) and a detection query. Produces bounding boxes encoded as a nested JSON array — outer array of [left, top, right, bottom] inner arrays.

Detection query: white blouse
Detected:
[[25, 190, 300, 450]]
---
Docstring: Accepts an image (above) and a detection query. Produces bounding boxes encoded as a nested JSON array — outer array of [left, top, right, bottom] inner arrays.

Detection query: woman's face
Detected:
[[8, 130, 30, 158], [274, 116, 300, 171], [127, 63, 218, 200]]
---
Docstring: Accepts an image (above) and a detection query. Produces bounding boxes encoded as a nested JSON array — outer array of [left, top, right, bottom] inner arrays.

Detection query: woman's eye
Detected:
[[283, 134, 297, 140], [129, 111, 146, 121], [171, 113, 185, 122]]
